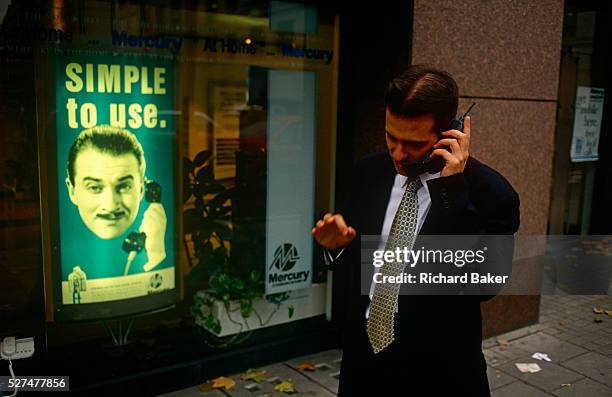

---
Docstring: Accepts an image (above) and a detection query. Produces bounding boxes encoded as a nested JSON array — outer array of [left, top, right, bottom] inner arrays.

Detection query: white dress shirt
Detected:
[[324, 171, 441, 319]]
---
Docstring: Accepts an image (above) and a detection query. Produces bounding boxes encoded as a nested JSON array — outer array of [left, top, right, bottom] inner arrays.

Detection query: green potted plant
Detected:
[[183, 150, 292, 347]]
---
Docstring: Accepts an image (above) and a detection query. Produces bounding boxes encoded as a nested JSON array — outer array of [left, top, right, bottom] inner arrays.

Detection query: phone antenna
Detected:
[[462, 102, 477, 119]]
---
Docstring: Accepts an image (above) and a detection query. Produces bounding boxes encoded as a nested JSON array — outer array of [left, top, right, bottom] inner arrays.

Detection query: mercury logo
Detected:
[[270, 243, 300, 272], [268, 243, 310, 285], [149, 273, 163, 289]]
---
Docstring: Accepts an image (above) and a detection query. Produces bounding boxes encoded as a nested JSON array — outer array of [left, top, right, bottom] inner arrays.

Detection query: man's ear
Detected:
[[66, 177, 77, 205]]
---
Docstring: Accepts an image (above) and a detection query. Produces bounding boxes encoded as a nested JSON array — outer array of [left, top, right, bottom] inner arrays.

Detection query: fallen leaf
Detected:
[[298, 362, 316, 372], [197, 382, 214, 392], [211, 376, 236, 390], [497, 338, 511, 347], [241, 368, 267, 382], [594, 317, 603, 323], [274, 380, 296, 394], [593, 307, 604, 314]]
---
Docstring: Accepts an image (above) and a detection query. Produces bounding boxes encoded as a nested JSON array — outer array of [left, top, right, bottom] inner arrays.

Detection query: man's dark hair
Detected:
[[384, 64, 459, 133], [66, 125, 146, 185]]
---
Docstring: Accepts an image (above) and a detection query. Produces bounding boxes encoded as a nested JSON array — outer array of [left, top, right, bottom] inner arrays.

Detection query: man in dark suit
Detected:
[[312, 65, 520, 396]]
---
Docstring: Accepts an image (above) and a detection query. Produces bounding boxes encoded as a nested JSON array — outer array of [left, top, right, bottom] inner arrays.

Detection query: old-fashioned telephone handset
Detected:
[[122, 180, 162, 275], [402, 102, 476, 178]]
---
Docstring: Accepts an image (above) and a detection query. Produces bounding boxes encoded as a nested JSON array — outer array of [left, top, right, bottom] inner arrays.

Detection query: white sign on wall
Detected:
[[570, 86, 605, 162], [265, 70, 316, 295]]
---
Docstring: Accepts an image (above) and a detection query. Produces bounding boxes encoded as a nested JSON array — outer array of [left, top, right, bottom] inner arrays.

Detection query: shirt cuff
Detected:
[[324, 247, 346, 265]]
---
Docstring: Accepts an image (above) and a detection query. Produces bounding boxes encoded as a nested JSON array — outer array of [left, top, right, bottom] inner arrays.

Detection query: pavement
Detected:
[[160, 294, 612, 397]]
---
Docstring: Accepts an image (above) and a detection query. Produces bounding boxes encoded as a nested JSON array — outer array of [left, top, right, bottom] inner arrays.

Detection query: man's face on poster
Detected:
[[66, 148, 144, 239]]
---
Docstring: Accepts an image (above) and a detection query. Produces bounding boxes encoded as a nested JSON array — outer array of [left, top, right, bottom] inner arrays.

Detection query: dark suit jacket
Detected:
[[329, 152, 520, 396]]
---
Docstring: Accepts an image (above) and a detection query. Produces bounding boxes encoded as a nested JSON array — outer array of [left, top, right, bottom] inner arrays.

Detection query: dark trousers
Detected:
[[338, 314, 491, 396]]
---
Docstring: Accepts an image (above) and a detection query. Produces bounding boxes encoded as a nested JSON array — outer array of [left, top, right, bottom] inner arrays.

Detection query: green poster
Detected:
[[54, 54, 175, 306]]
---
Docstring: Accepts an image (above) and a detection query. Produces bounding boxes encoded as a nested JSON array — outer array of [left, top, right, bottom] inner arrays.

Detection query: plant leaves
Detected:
[[196, 165, 214, 185], [183, 157, 195, 178], [250, 270, 261, 282], [193, 150, 212, 167], [204, 183, 226, 195], [216, 205, 232, 215], [183, 208, 200, 235], [266, 292, 289, 306], [212, 246, 228, 266], [212, 321, 221, 334], [195, 220, 214, 241], [196, 241, 214, 265], [210, 187, 234, 207], [186, 262, 208, 285], [218, 272, 231, 288], [233, 279, 245, 291], [211, 376, 235, 390], [205, 315, 215, 329], [239, 298, 253, 317], [214, 221, 233, 240]]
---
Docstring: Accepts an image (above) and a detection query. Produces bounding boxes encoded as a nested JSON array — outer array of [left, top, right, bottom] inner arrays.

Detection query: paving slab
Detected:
[[491, 381, 553, 397], [498, 358, 584, 392], [285, 349, 342, 394], [551, 378, 612, 397], [220, 363, 336, 397], [487, 366, 516, 390], [158, 387, 226, 397], [560, 352, 612, 388], [510, 332, 588, 363]]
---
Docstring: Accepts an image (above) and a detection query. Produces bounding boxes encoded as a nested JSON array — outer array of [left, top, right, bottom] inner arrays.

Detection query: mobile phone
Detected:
[[401, 102, 476, 178]]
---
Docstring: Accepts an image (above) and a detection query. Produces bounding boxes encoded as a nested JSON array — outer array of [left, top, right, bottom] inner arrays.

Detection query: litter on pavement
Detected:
[[515, 363, 542, 373], [531, 352, 552, 362]]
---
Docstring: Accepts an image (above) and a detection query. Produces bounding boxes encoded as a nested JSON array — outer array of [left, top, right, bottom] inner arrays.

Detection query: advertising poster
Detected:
[[54, 54, 175, 306], [570, 86, 604, 162]]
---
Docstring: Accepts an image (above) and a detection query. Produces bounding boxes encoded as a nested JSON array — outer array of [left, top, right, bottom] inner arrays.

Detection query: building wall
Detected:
[[411, 0, 565, 336]]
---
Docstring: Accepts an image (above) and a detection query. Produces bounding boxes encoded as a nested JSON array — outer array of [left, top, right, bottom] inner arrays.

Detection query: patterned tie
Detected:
[[367, 177, 422, 354]]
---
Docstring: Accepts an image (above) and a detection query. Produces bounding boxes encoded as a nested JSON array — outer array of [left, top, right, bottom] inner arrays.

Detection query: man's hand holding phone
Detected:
[[431, 116, 471, 177], [312, 213, 356, 250], [140, 203, 167, 272]]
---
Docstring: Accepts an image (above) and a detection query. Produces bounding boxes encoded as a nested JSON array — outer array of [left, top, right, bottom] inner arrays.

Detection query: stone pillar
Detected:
[[411, 0, 565, 336]]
